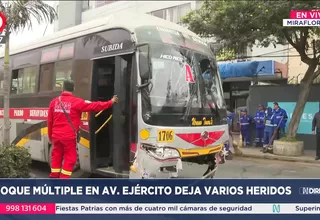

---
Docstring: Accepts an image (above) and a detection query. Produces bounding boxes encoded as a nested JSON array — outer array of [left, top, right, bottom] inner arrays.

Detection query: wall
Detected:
[[250, 42, 289, 64], [53, 1, 59, 31], [247, 84, 320, 150], [287, 47, 310, 83], [81, 1, 197, 24], [53, 1, 199, 31], [54, 1, 83, 31]]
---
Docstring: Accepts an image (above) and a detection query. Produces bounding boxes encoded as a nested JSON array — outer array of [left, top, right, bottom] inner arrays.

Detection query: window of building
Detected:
[[39, 63, 54, 92], [11, 66, 37, 95], [82, 0, 90, 11], [196, 1, 203, 10], [167, 7, 178, 23], [151, 3, 191, 23], [177, 3, 191, 23], [95, 0, 116, 8], [151, 9, 166, 19], [54, 60, 73, 91]]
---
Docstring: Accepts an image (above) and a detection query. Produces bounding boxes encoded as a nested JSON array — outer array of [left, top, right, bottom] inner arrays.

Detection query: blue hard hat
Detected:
[[241, 109, 247, 112], [258, 104, 264, 108]]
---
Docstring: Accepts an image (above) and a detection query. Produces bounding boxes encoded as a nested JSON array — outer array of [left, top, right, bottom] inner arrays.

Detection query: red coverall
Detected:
[[47, 92, 113, 178]]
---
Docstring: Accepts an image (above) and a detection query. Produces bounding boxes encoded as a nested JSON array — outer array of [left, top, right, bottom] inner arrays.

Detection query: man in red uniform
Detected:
[[47, 80, 118, 178]]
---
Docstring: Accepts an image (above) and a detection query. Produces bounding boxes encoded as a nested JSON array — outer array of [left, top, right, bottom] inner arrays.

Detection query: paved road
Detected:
[[31, 157, 320, 178], [215, 157, 320, 178]]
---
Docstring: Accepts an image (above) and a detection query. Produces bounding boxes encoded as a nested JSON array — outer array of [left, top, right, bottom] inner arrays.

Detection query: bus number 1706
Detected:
[[157, 129, 174, 143]]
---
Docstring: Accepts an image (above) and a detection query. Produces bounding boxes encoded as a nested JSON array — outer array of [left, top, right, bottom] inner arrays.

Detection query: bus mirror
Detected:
[[136, 43, 151, 80]]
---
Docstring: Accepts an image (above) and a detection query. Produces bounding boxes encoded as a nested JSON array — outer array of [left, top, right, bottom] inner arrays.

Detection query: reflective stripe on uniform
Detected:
[[61, 169, 72, 176], [51, 168, 61, 173], [265, 124, 276, 127], [240, 123, 249, 125]]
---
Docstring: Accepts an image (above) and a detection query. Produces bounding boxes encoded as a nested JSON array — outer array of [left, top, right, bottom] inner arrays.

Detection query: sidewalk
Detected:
[[234, 147, 320, 164], [229, 133, 319, 164]]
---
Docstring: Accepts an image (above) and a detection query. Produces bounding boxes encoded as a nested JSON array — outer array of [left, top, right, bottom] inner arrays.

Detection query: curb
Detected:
[[235, 152, 320, 165]]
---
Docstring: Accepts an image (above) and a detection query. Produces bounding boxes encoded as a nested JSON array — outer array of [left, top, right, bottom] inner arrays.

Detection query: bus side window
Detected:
[[11, 66, 37, 95], [53, 60, 73, 91], [39, 63, 54, 92], [22, 66, 37, 94], [11, 69, 22, 94]]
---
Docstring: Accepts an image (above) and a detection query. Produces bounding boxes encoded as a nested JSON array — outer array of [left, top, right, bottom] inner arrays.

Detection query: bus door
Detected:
[[90, 53, 133, 177]]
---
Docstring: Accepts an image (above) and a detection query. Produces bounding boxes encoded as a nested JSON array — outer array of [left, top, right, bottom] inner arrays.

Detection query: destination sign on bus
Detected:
[[135, 26, 211, 56], [41, 43, 75, 63], [59, 43, 74, 60], [191, 116, 214, 126], [41, 47, 59, 63]]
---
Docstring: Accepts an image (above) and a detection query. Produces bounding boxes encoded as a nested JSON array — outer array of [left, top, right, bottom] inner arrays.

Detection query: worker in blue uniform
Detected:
[[227, 112, 235, 129], [263, 107, 277, 149], [273, 102, 288, 139], [254, 104, 266, 147], [240, 109, 253, 146], [225, 112, 235, 159]]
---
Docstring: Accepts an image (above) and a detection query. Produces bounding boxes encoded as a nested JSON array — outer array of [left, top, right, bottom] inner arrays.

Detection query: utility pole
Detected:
[[2, 30, 9, 145], [0, 12, 9, 145]]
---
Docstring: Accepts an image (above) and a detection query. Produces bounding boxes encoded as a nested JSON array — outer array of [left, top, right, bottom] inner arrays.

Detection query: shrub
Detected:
[[0, 143, 32, 178], [279, 136, 299, 142]]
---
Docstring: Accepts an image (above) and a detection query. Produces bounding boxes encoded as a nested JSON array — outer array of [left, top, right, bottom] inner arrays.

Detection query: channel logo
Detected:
[[299, 187, 320, 195], [272, 204, 280, 213]]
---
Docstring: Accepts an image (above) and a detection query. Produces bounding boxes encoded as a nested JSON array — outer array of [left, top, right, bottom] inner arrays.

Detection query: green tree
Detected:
[[0, 0, 57, 145], [215, 48, 236, 61], [182, 0, 320, 138]]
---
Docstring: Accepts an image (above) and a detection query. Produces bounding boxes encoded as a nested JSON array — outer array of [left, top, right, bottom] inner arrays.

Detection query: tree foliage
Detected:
[[182, 0, 320, 138], [0, 1, 57, 145], [215, 48, 235, 61], [0, 0, 57, 34]]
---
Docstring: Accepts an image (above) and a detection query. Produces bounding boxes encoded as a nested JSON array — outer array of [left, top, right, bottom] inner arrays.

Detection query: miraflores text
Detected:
[[2, 203, 320, 214], [0, 185, 292, 196], [283, 19, 320, 26]]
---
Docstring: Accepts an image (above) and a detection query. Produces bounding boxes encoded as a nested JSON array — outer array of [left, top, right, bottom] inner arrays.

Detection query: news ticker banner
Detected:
[[2, 203, 320, 215], [283, 10, 320, 26], [1, 179, 320, 204]]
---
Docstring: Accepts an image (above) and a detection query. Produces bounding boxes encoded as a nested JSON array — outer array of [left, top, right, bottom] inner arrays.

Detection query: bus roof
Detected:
[[0, 11, 199, 58]]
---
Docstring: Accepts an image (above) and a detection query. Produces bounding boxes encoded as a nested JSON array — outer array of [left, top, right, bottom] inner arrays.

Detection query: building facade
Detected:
[[53, 1, 203, 32], [53, 1, 252, 57], [52, 0, 293, 111]]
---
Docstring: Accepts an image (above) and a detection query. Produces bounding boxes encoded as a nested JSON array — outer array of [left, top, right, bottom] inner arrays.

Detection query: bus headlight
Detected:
[[141, 144, 180, 160]]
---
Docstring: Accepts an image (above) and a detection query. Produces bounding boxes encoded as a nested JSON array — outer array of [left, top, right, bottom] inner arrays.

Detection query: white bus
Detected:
[[0, 11, 228, 178]]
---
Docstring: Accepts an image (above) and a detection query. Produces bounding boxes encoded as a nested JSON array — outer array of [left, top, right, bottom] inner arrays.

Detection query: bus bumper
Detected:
[[129, 143, 226, 179]]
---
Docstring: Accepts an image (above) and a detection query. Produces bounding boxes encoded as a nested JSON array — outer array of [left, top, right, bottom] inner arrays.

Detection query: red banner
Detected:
[[0, 108, 48, 120], [290, 10, 320, 19], [0, 108, 90, 131]]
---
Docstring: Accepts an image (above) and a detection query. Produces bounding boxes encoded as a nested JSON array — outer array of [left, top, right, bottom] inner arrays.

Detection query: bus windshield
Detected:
[[140, 43, 227, 127]]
